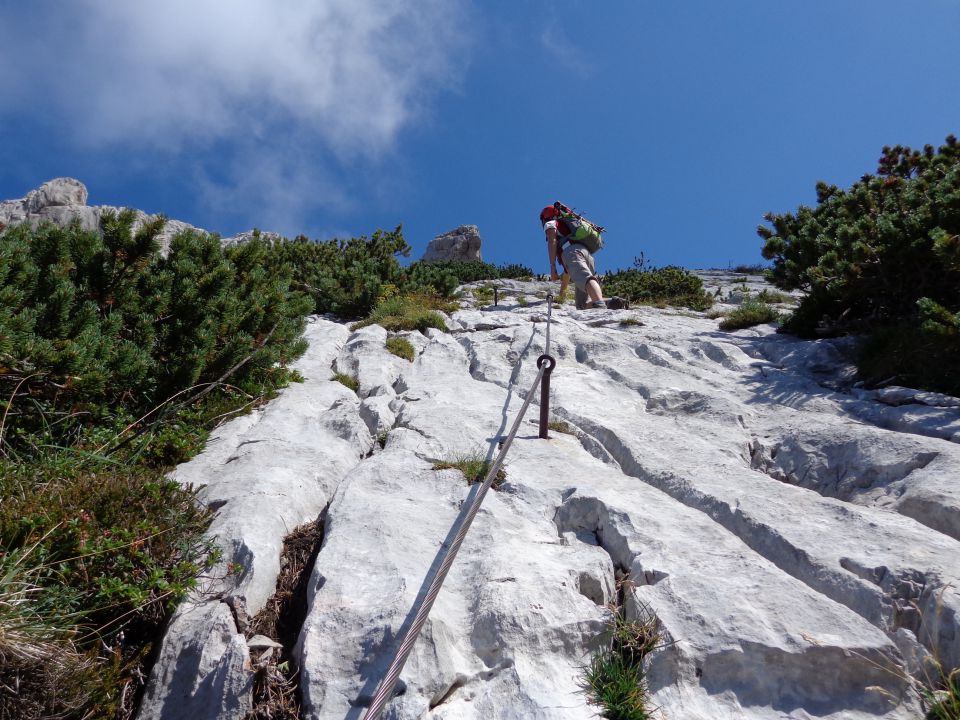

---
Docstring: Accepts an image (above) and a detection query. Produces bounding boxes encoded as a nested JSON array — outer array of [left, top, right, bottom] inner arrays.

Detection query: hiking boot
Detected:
[[588, 300, 608, 309], [606, 296, 629, 310]]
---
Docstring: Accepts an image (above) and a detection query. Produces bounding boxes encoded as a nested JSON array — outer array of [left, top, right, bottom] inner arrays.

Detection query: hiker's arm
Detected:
[[545, 226, 560, 281]]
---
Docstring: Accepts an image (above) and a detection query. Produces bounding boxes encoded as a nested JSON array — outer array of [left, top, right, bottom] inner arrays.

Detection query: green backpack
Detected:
[[554, 202, 605, 253]]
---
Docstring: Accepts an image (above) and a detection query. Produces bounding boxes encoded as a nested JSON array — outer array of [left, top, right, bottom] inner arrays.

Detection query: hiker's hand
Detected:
[[550, 268, 560, 281]]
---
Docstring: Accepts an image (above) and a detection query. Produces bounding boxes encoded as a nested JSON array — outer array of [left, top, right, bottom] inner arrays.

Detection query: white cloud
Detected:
[[3, 1, 469, 155], [0, 1, 472, 231]]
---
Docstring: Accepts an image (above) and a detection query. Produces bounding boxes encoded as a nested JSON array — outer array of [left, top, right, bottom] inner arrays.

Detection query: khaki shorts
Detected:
[[562, 244, 598, 309]]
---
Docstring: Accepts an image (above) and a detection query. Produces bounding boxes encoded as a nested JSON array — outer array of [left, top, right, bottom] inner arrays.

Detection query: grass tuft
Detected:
[[432, 452, 506, 490], [352, 293, 453, 333], [333, 373, 359, 392], [924, 667, 960, 720], [385, 336, 415, 362], [719, 300, 781, 331], [582, 588, 663, 720], [473, 285, 495, 306], [755, 289, 793, 304]]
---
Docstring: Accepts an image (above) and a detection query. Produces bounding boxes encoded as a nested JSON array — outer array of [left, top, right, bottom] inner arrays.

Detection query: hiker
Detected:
[[540, 203, 626, 310]]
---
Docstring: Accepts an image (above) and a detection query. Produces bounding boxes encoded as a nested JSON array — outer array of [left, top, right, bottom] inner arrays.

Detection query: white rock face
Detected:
[[423, 225, 483, 262], [140, 276, 960, 720]]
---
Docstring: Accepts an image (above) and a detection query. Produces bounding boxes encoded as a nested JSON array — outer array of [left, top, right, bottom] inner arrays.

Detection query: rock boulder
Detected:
[[423, 225, 483, 262], [24, 177, 88, 211]]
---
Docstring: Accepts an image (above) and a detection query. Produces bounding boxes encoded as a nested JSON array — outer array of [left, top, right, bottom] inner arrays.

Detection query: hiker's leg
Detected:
[[562, 245, 597, 309], [574, 284, 587, 309], [585, 252, 603, 303], [586, 279, 602, 303]]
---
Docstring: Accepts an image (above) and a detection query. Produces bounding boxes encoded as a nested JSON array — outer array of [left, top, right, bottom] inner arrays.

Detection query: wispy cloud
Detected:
[[539, 19, 594, 78], [0, 0, 472, 231]]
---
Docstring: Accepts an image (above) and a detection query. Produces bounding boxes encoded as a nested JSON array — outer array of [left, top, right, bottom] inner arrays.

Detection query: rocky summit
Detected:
[[137, 276, 960, 720]]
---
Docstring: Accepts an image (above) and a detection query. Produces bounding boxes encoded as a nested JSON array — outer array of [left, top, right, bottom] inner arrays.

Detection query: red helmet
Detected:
[[539, 205, 558, 224]]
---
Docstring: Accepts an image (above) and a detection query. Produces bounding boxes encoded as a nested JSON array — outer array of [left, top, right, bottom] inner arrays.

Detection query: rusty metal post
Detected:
[[537, 354, 556, 439]]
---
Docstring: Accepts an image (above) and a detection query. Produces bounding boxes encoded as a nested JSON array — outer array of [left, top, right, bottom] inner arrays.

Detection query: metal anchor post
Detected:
[[537, 353, 556, 439]]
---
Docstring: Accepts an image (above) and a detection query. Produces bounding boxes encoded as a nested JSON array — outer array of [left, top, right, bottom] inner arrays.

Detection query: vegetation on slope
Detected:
[[0, 213, 451, 719], [759, 135, 960, 394], [603, 255, 713, 311]]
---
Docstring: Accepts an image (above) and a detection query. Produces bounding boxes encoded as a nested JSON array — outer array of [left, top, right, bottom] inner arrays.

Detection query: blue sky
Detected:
[[1, 1, 958, 273]]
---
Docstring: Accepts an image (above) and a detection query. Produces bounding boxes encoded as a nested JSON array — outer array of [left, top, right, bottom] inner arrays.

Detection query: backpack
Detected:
[[553, 202, 605, 254]]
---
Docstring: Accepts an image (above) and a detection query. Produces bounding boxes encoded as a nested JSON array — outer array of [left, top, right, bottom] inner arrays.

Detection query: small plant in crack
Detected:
[[582, 581, 664, 720], [333, 372, 359, 392], [432, 452, 506, 489], [377, 431, 389, 449], [473, 285, 495, 306], [547, 418, 578, 437], [925, 667, 960, 719], [385, 335, 415, 362]]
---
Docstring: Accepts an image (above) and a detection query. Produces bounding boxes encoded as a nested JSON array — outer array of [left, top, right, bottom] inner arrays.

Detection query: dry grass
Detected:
[[243, 518, 325, 720]]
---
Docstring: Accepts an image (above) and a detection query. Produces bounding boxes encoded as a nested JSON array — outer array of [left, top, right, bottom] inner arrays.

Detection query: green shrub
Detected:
[[857, 298, 960, 395], [269, 227, 411, 318], [385, 336, 415, 362], [408, 259, 500, 284], [353, 293, 451, 333], [603, 266, 713, 311], [404, 260, 535, 292], [497, 263, 535, 279], [402, 261, 460, 297], [759, 135, 960, 394], [719, 300, 781, 330], [0, 215, 310, 455]]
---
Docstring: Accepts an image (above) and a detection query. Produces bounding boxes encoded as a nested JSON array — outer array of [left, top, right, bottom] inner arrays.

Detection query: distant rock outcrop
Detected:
[[0, 178, 203, 254], [423, 224, 482, 262], [0, 178, 289, 256], [139, 274, 960, 720]]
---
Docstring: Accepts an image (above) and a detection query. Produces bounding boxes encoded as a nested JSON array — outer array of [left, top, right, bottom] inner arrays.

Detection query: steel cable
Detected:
[[362, 297, 556, 719]]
